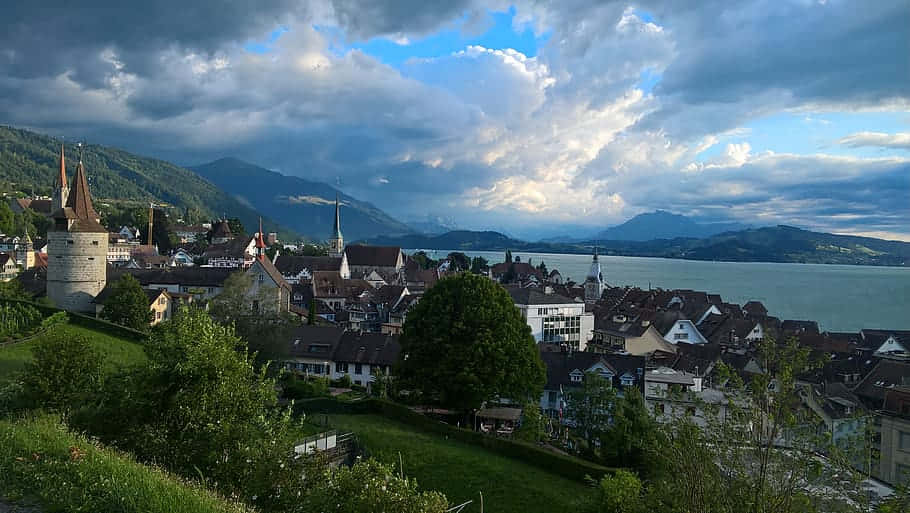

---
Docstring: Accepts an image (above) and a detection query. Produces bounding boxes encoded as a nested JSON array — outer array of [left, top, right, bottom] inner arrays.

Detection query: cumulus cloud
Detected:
[[0, 0, 908, 238], [838, 132, 910, 150]]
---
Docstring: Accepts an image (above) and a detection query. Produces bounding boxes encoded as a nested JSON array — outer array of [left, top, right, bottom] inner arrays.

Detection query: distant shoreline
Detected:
[[402, 247, 910, 269]]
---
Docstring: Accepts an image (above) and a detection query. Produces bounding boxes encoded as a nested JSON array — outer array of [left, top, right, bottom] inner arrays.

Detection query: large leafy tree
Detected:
[[101, 274, 154, 331], [397, 273, 545, 410], [565, 372, 616, 447]]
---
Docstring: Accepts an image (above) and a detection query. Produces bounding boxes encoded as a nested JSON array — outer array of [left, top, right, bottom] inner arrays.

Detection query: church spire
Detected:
[[56, 143, 67, 189], [255, 216, 267, 260], [332, 194, 342, 239]]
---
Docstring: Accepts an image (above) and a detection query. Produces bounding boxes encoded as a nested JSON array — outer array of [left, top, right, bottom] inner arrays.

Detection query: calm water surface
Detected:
[[409, 249, 910, 332]]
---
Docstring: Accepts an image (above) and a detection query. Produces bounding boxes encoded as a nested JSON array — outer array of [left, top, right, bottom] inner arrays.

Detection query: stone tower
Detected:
[[47, 158, 108, 312], [583, 247, 605, 302], [52, 143, 70, 212], [328, 195, 344, 258]]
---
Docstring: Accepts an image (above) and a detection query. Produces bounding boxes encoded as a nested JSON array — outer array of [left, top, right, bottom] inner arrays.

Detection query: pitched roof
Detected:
[[371, 285, 407, 307], [111, 267, 234, 287], [211, 219, 233, 238], [540, 350, 609, 389], [333, 331, 400, 366], [853, 359, 910, 407], [507, 286, 576, 305], [56, 143, 67, 189], [202, 238, 249, 259], [249, 256, 291, 291], [883, 387, 910, 418], [27, 199, 53, 215], [64, 161, 98, 220], [743, 301, 768, 317], [344, 245, 402, 267], [286, 325, 345, 358], [274, 255, 342, 275]]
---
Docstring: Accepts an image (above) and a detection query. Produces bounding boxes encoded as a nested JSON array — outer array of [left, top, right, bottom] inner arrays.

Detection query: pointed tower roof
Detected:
[[66, 160, 99, 220], [53, 158, 106, 233], [332, 195, 342, 238], [56, 143, 67, 188], [255, 217, 267, 259]]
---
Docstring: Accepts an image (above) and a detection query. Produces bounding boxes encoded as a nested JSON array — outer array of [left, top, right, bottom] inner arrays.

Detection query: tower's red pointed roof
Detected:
[[53, 159, 106, 233]]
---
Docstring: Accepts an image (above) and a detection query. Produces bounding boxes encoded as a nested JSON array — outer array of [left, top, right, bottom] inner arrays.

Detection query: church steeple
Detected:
[[584, 245, 605, 302], [255, 217, 267, 260], [328, 195, 344, 258], [53, 143, 70, 211]]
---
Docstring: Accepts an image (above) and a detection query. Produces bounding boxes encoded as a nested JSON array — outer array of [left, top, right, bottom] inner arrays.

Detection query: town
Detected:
[[0, 147, 907, 512]]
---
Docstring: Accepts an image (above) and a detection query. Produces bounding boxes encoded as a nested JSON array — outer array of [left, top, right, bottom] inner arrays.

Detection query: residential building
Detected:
[[591, 311, 676, 355], [880, 387, 910, 485], [0, 254, 19, 281], [93, 286, 173, 326], [108, 233, 140, 265], [246, 220, 291, 313], [282, 327, 400, 388], [344, 245, 404, 281], [115, 267, 233, 300], [209, 219, 234, 244], [538, 347, 644, 418], [274, 254, 350, 283], [508, 286, 594, 351]]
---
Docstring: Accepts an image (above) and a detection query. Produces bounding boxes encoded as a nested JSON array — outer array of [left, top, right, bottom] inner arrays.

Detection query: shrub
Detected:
[[283, 375, 330, 399], [21, 331, 104, 412], [331, 374, 352, 388]]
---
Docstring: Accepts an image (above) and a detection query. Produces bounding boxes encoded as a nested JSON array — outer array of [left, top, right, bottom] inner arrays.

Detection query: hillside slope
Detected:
[[0, 127, 292, 237], [191, 158, 413, 242], [363, 226, 910, 266]]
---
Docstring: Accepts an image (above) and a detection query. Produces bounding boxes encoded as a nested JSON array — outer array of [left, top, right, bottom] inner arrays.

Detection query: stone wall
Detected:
[[47, 231, 108, 313]]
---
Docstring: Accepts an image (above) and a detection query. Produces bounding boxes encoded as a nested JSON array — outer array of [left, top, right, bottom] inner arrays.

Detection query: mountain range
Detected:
[[191, 158, 413, 242], [360, 225, 910, 266]]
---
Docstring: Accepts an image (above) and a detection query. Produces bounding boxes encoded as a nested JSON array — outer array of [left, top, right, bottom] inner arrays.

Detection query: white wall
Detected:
[[663, 320, 708, 345], [517, 302, 593, 351]]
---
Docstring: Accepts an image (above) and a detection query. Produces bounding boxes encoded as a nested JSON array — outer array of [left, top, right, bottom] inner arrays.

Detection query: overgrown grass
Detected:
[[321, 414, 596, 513], [0, 414, 248, 513], [0, 323, 147, 386]]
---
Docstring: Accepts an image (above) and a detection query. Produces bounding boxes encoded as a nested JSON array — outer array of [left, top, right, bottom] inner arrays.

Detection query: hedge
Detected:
[[298, 397, 616, 483]]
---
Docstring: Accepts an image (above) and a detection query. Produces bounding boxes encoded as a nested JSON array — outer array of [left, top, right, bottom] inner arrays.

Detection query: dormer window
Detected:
[[570, 370, 583, 383]]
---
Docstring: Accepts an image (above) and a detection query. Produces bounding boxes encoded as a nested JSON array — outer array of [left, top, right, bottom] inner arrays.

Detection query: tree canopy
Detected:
[[397, 273, 545, 410], [101, 274, 154, 331]]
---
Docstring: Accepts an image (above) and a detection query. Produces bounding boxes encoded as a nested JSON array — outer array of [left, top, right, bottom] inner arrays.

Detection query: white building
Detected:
[[509, 287, 594, 351], [583, 249, 605, 302]]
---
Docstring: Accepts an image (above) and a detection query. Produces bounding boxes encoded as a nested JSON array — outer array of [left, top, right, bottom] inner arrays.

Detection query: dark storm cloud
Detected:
[[327, 0, 476, 39]]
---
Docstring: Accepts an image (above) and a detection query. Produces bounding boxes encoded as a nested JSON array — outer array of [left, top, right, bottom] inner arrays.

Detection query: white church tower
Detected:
[[584, 247, 605, 302]]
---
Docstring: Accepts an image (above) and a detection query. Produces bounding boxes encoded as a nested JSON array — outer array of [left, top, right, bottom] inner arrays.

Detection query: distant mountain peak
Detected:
[[595, 210, 752, 241]]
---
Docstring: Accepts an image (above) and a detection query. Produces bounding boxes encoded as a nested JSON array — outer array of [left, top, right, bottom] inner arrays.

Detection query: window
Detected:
[[570, 371, 583, 383], [87, 257, 94, 261], [258, 274, 264, 283], [355, 363, 363, 375], [336, 362, 348, 373], [92, 240, 99, 245], [156, 311, 161, 320], [67, 240, 74, 245], [655, 403, 665, 414], [548, 391, 557, 403], [674, 333, 689, 340], [899, 431, 910, 451]]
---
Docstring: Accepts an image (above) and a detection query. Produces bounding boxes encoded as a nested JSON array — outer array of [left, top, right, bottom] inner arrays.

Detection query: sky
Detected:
[[1, 1, 908, 240]]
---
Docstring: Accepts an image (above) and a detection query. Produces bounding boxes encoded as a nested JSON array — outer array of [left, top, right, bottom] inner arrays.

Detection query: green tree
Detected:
[[514, 401, 545, 443], [592, 470, 643, 513], [446, 252, 470, 272], [537, 260, 548, 277], [22, 331, 103, 411], [0, 200, 14, 234], [470, 256, 488, 274], [100, 274, 154, 331], [227, 217, 244, 237], [565, 372, 616, 447], [302, 459, 449, 513], [601, 387, 655, 471], [398, 273, 545, 411], [643, 336, 872, 513], [411, 250, 437, 269]]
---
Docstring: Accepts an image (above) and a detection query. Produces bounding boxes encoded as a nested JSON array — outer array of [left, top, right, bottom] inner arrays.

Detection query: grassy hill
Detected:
[[0, 127, 293, 238], [191, 158, 414, 242], [0, 323, 146, 386], [0, 415, 248, 513], [320, 414, 595, 513]]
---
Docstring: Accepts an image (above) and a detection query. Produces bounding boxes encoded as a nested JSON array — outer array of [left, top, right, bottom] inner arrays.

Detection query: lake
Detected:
[[407, 249, 910, 332]]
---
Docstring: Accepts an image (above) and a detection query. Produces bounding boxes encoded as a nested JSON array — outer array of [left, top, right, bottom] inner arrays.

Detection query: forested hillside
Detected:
[[0, 127, 293, 237]]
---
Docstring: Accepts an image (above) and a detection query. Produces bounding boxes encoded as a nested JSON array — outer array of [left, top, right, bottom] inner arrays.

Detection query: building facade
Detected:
[[509, 287, 594, 351]]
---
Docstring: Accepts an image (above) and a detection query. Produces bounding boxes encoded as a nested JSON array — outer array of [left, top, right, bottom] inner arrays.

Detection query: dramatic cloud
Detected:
[[838, 132, 910, 150], [0, 0, 907, 238]]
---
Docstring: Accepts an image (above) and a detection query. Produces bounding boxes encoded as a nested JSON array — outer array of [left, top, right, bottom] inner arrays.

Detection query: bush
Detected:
[[330, 374, 352, 388], [21, 331, 104, 412], [0, 302, 43, 338], [282, 375, 330, 400]]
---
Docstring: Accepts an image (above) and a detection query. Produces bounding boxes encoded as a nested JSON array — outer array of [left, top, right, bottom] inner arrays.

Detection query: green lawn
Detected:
[[320, 414, 595, 513], [0, 323, 147, 386]]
